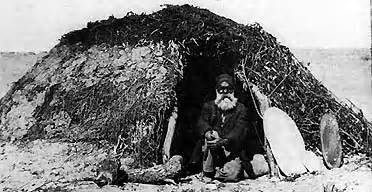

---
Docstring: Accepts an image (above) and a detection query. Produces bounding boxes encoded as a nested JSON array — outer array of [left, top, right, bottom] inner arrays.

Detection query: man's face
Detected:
[[216, 82, 234, 95], [215, 81, 237, 111]]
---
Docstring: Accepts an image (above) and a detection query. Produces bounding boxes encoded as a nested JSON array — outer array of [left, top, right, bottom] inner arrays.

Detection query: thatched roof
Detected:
[[0, 5, 371, 168]]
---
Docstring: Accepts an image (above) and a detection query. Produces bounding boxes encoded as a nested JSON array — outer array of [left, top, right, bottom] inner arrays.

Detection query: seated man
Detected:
[[196, 74, 268, 182]]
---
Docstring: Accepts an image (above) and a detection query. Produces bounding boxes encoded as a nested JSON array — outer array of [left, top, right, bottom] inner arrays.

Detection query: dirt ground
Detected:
[[1, 139, 371, 192]]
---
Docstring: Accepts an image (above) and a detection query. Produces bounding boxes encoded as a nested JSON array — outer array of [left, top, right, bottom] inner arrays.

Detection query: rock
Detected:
[[205, 183, 218, 190], [323, 181, 347, 192], [94, 158, 121, 187]]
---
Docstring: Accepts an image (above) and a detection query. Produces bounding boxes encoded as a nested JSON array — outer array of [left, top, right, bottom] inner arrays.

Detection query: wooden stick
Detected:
[[125, 155, 183, 184], [340, 128, 362, 149], [265, 140, 279, 177], [250, 85, 279, 178], [163, 106, 178, 163], [95, 155, 183, 186]]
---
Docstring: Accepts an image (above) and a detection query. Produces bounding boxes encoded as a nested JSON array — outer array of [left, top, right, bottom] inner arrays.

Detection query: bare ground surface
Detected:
[[0, 140, 371, 192]]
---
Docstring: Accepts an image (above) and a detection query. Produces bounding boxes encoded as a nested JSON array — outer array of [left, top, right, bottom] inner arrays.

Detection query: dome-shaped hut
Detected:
[[0, 5, 370, 169]]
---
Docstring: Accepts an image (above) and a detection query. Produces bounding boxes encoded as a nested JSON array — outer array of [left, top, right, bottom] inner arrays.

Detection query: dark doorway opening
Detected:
[[171, 54, 264, 173]]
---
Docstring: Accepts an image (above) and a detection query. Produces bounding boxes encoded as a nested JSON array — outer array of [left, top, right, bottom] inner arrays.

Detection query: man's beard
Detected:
[[214, 92, 238, 111]]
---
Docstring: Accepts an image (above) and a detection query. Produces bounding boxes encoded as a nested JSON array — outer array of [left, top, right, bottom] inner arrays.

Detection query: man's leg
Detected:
[[202, 145, 227, 178], [214, 157, 243, 182], [202, 149, 215, 177], [242, 154, 269, 179]]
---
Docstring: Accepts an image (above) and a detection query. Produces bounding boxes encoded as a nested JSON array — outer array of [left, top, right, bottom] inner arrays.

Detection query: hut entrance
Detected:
[[171, 54, 264, 172]]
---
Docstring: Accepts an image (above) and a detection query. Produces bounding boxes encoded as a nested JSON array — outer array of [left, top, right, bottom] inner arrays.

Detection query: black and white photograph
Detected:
[[0, 0, 371, 191]]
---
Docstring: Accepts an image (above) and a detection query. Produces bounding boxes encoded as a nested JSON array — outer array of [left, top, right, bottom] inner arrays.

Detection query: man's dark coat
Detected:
[[197, 101, 248, 154], [190, 100, 264, 165]]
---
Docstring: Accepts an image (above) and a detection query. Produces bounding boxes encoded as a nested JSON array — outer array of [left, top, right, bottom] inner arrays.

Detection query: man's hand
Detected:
[[206, 138, 228, 149], [205, 130, 220, 141]]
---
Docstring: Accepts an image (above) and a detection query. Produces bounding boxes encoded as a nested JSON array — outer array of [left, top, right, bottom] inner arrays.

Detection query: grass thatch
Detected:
[[60, 4, 371, 154]]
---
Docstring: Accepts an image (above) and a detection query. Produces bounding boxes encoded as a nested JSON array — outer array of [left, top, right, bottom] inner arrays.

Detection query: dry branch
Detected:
[[125, 155, 183, 184], [163, 107, 178, 162], [94, 155, 182, 186]]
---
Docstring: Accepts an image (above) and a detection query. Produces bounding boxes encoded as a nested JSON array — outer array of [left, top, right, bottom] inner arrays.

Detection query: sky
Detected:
[[0, 0, 370, 52]]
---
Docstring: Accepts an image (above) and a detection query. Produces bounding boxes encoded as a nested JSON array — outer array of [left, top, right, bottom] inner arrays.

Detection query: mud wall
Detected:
[[0, 42, 182, 167]]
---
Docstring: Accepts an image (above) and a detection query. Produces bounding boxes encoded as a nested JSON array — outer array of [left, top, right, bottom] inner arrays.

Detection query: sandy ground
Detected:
[[0, 139, 371, 192]]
